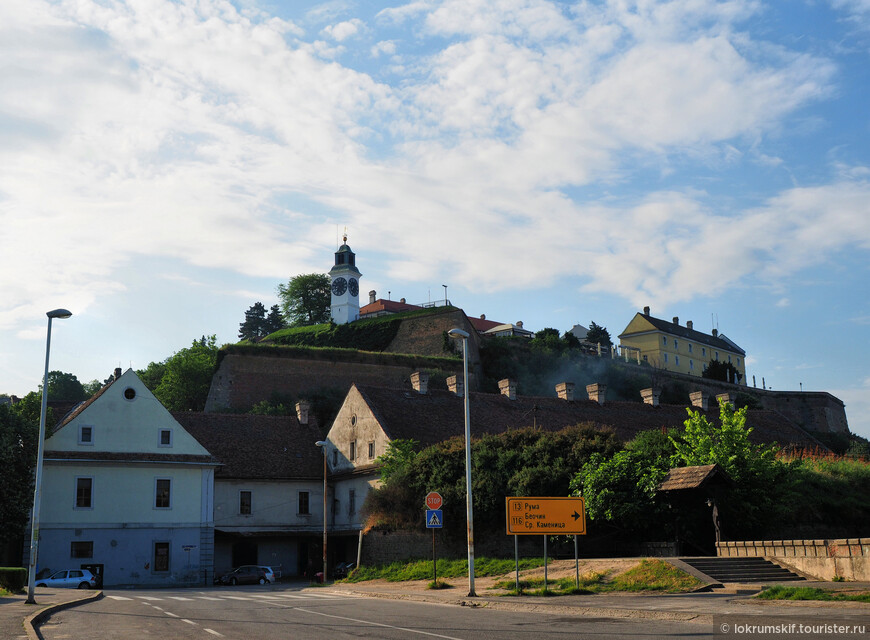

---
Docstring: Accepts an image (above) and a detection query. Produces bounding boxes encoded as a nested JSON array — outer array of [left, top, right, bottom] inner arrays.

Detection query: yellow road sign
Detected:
[[505, 497, 586, 535]]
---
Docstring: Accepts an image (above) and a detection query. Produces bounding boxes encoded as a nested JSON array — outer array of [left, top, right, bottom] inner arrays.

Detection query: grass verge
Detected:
[[491, 560, 702, 596], [343, 557, 546, 583], [758, 586, 870, 603]]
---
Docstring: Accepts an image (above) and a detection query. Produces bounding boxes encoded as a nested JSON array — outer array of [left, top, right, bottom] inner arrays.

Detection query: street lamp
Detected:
[[26, 308, 72, 604], [314, 440, 328, 584], [447, 327, 476, 597]]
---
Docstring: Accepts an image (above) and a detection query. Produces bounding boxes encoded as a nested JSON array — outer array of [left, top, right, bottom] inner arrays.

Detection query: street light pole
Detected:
[[447, 327, 475, 597], [26, 308, 72, 604], [315, 441, 328, 584]]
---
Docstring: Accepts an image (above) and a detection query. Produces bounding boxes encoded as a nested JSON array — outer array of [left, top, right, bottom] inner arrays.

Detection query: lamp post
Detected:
[[26, 308, 72, 604], [447, 327, 476, 597], [314, 441, 328, 584]]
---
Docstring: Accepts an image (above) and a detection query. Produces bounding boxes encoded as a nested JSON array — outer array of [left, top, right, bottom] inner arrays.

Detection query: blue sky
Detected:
[[1, 0, 868, 438]]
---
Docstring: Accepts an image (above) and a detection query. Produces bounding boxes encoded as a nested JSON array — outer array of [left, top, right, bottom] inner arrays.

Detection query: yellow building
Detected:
[[618, 307, 746, 384]]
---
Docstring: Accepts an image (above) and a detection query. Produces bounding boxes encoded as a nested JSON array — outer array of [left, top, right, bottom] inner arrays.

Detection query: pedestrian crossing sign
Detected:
[[426, 509, 443, 528]]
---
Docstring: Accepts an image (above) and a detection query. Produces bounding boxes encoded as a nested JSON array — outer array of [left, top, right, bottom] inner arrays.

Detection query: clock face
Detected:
[[348, 277, 359, 297], [332, 277, 347, 296]]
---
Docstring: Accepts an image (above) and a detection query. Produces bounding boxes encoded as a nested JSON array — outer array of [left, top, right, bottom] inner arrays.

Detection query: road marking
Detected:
[[163, 611, 179, 618], [219, 595, 252, 600], [168, 596, 194, 601], [204, 629, 224, 637], [135, 596, 164, 601], [248, 594, 285, 599], [181, 619, 197, 625], [292, 607, 466, 640], [195, 596, 224, 601], [303, 592, 342, 599], [106, 595, 133, 600]]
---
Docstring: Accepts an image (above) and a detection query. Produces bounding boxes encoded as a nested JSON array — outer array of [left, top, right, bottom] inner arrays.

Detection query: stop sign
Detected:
[[425, 492, 443, 510]]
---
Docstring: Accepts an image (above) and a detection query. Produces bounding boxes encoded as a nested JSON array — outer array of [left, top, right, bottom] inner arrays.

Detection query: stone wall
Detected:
[[717, 538, 870, 581]]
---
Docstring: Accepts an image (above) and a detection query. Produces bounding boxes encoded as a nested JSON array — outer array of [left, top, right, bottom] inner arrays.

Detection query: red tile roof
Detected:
[[175, 412, 324, 480], [359, 299, 422, 315], [468, 316, 503, 333]]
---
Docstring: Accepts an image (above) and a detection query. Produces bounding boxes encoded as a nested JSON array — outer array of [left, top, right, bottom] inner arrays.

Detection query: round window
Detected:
[[123, 387, 136, 400], [350, 415, 357, 426]]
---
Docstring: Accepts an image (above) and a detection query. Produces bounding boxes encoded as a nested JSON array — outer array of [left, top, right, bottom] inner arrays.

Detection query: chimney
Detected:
[[643, 306, 650, 315], [499, 378, 517, 400], [716, 392, 736, 407], [672, 316, 679, 325], [480, 314, 486, 320], [114, 367, 122, 381], [447, 374, 464, 397], [400, 298, 406, 304], [410, 371, 429, 394], [640, 387, 661, 407], [586, 383, 607, 405], [516, 321, 523, 328], [689, 390, 710, 411], [712, 328, 718, 337], [555, 382, 575, 401], [369, 290, 376, 304], [686, 320, 693, 330], [295, 400, 310, 425]]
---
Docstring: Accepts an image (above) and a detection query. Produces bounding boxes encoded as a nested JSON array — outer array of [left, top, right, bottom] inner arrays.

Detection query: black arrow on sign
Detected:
[[572, 511, 581, 521]]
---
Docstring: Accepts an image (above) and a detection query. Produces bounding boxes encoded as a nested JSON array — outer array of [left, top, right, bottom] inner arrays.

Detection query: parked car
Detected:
[[257, 566, 276, 583], [215, 565, 268, 586], [35, 569, 97, 589]]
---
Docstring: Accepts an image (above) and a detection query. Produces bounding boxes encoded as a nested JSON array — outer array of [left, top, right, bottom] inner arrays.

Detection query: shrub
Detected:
[[0, 567, 27, 592]]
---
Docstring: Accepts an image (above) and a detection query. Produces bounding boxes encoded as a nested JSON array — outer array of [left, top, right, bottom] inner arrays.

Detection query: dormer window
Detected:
[[349, 254, 355, 266], [78, 426, 94, 446], [336, 253, 346, 265]]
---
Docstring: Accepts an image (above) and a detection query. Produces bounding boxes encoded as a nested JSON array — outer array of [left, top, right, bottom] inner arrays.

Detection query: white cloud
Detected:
[[321, 18, 365, 41], [371, 40, 397, 57]]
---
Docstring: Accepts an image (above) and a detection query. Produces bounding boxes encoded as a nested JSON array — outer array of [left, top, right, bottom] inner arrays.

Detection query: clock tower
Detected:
[[329, 233, 361, 325]]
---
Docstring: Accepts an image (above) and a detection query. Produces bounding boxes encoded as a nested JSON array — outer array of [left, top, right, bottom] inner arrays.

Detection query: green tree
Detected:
[[137, 361, 167, 392], [12, 391, 54, 429], [41, 370, 86, 402], [82, 380, 103, 396], [238, 302, 269, 341], [265, 304, 285, 334], [376, 439, 419, 483], [153, 335, 219, 412], [586, 321, 612, 347], [277, 274, 331, 326], [669, 399, 786, 537], [0, 404, 38, 545], [702, 359, 743, 384]]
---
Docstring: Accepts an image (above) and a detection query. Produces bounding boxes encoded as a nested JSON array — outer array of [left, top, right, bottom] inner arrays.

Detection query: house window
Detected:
[[155, 479, 171, 509], [675, 356, 680, 366], [158, 429, 172, 447], [298, 491, 310, 515], [662, 336, 667, 346], [348, 489, 356, 516], [332, 450, 338, 467], [239, 491, 252, 515], [368, 442, 375, 459], [715, 351, 719, 360], [153, 542, 170, 572], [728, 354, 732, 363], [349, 441, 356, 461], [737, 358, 741, 366], [674, 339, 678, 350], [78, 426, 93, 445], [702, 347, 707, 357], [123, 387, 136, 401], [663, 353, 668, 363], [690, 360, 695, 370], [688, 344, 693, 354], [71, 541, 93, 559], [75, 477, 93, 509]]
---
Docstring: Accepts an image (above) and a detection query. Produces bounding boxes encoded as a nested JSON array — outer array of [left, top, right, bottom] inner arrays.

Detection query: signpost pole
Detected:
[[574, 535, 579, 589], [514, 535, 519, 593], [543, 535, 548, 592], [432, 528, 437, 585]]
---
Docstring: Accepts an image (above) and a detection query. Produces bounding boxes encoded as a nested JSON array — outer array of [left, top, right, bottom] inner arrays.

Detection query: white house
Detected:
[[37, 368, 218, 587]]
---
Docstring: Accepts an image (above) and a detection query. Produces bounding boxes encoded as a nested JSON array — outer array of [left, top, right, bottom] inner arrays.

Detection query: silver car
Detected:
[[36, 569, 97, 589]]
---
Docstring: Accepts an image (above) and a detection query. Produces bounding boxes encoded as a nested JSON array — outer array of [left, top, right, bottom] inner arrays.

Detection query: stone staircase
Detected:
[[679, 557, 806, 583]]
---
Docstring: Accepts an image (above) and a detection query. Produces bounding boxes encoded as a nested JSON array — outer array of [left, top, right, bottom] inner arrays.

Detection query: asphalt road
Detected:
[[38, 585, 713, 640]]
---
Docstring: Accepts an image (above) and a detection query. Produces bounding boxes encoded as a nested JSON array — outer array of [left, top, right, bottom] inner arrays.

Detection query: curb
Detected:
[[24, 591, 103, 640]]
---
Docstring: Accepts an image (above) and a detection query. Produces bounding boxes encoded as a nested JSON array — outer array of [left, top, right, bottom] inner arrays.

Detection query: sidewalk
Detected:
[[0, 588, 102, 640], [324, 578, 870, 625]]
